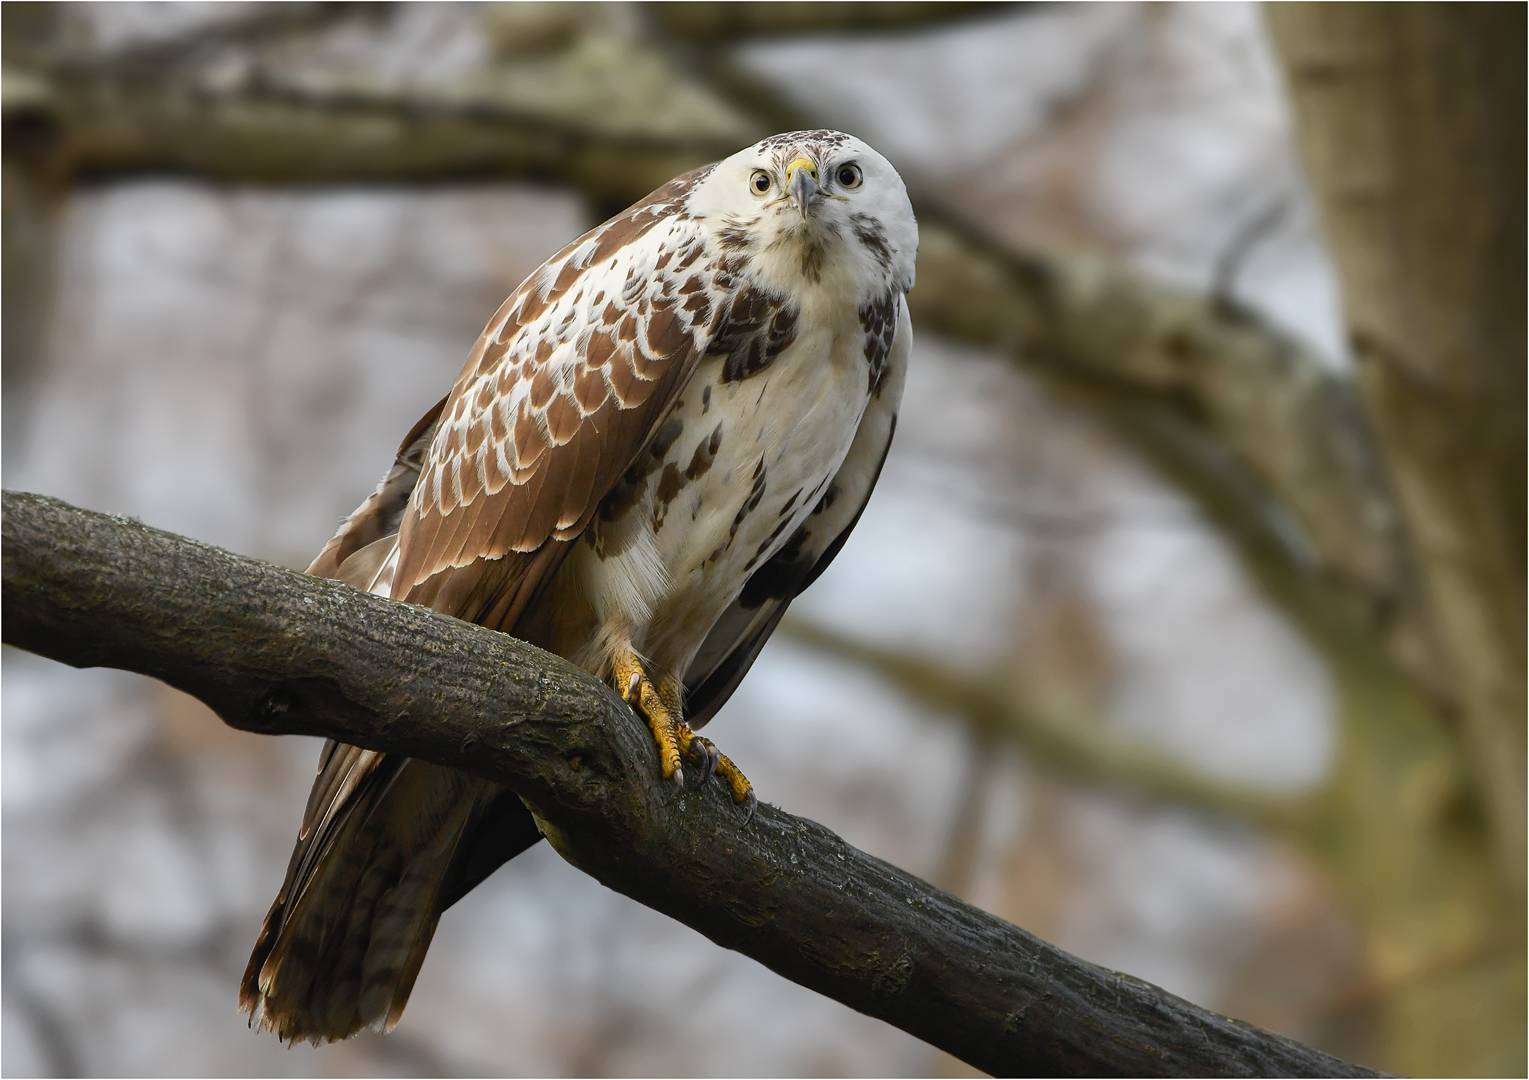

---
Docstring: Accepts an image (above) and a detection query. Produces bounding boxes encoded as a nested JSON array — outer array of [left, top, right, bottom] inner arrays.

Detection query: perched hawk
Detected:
[[242, 131, 918, 1043]]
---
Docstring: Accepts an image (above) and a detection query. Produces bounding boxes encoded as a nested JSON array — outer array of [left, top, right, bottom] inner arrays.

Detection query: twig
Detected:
[[1211, 198, 1291, 309]]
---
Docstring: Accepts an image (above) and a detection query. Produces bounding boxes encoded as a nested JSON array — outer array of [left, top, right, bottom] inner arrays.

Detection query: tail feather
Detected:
[[241, 760, 503, 1043], [244, 391, 549, 1042]]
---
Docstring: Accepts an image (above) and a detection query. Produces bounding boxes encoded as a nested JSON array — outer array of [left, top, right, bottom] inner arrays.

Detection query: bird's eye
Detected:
[[836, 163, 863, 189], [750, 170, 772, 195]]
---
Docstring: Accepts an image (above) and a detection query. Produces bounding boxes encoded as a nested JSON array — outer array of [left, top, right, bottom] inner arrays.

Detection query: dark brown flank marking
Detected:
[[597, 462, 648, 525], [859, 290, 899, 397], [744, 510, 800, 571], [686, 422, 724, 481], [740, 522, 811, 602], [701, 384, 712, 413], [737, 418, 895, 620], [652, 463, 685, 530], [728, 463, 768, 539], [648, 416, 685, 460]]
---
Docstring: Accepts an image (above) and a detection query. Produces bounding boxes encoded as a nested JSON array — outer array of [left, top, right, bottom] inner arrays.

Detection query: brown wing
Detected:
[[393, 166, 723, 631], [243, 166, 734, 1043]]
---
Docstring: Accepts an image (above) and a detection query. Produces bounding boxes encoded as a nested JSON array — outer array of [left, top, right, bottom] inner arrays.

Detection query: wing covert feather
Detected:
[[393, 167, 728, 616]]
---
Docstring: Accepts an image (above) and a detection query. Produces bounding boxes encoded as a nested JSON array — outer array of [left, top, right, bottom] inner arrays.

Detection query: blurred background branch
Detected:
[[782, 615, 1310, 831]]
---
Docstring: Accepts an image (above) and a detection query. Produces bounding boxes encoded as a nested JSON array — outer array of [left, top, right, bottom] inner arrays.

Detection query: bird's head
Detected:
[[687, 130, 918, 299]]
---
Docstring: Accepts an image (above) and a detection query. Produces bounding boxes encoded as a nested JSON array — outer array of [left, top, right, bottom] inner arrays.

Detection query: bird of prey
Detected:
[[241, 130, 918, 1043]]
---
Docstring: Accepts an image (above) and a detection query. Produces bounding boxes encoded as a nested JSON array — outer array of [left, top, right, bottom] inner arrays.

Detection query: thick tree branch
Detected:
[[1, 490, 1382, 1078]]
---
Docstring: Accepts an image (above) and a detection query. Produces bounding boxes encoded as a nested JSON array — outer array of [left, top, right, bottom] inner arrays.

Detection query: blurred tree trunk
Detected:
[[1267, 5, 1526, 1075], [1266, 3, 1526, 895]]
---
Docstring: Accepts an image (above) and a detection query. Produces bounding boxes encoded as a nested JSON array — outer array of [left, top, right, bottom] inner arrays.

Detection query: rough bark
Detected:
[[1265, 2, 1526, 892], [0, 490, 1386, 1079]]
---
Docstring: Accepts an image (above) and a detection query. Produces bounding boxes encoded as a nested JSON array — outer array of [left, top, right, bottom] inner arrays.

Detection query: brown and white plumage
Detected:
[[242, 131, 918, 1043]]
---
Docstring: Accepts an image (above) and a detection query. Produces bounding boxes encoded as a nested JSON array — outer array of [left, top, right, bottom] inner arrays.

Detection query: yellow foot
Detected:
[[680, 733, 758, 823], [614, 652, 685, 786], [613, 652, 757, 819]]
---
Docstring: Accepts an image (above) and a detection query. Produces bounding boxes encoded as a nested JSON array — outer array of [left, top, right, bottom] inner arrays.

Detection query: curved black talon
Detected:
[[691, 736, 720, 784], [740, 789, 758, 825]]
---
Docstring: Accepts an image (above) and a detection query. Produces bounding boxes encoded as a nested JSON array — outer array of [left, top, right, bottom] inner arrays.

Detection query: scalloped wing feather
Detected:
[[393, 167, 728, 620]]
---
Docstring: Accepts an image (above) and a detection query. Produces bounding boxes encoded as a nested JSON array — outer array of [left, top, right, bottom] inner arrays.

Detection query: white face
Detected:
[[686, 130, 919, 299]]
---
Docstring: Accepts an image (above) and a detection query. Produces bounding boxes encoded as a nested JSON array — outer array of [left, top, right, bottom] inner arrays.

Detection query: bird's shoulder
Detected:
[[391, 166, 758, 600]]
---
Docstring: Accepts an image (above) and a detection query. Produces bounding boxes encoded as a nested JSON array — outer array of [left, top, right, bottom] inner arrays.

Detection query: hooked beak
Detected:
[[786, 158, 819, 219]]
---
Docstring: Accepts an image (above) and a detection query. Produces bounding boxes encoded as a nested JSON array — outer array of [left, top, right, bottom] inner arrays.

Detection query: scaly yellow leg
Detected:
[[613, 653, 757, 818], [614, 652, 684, 785]]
